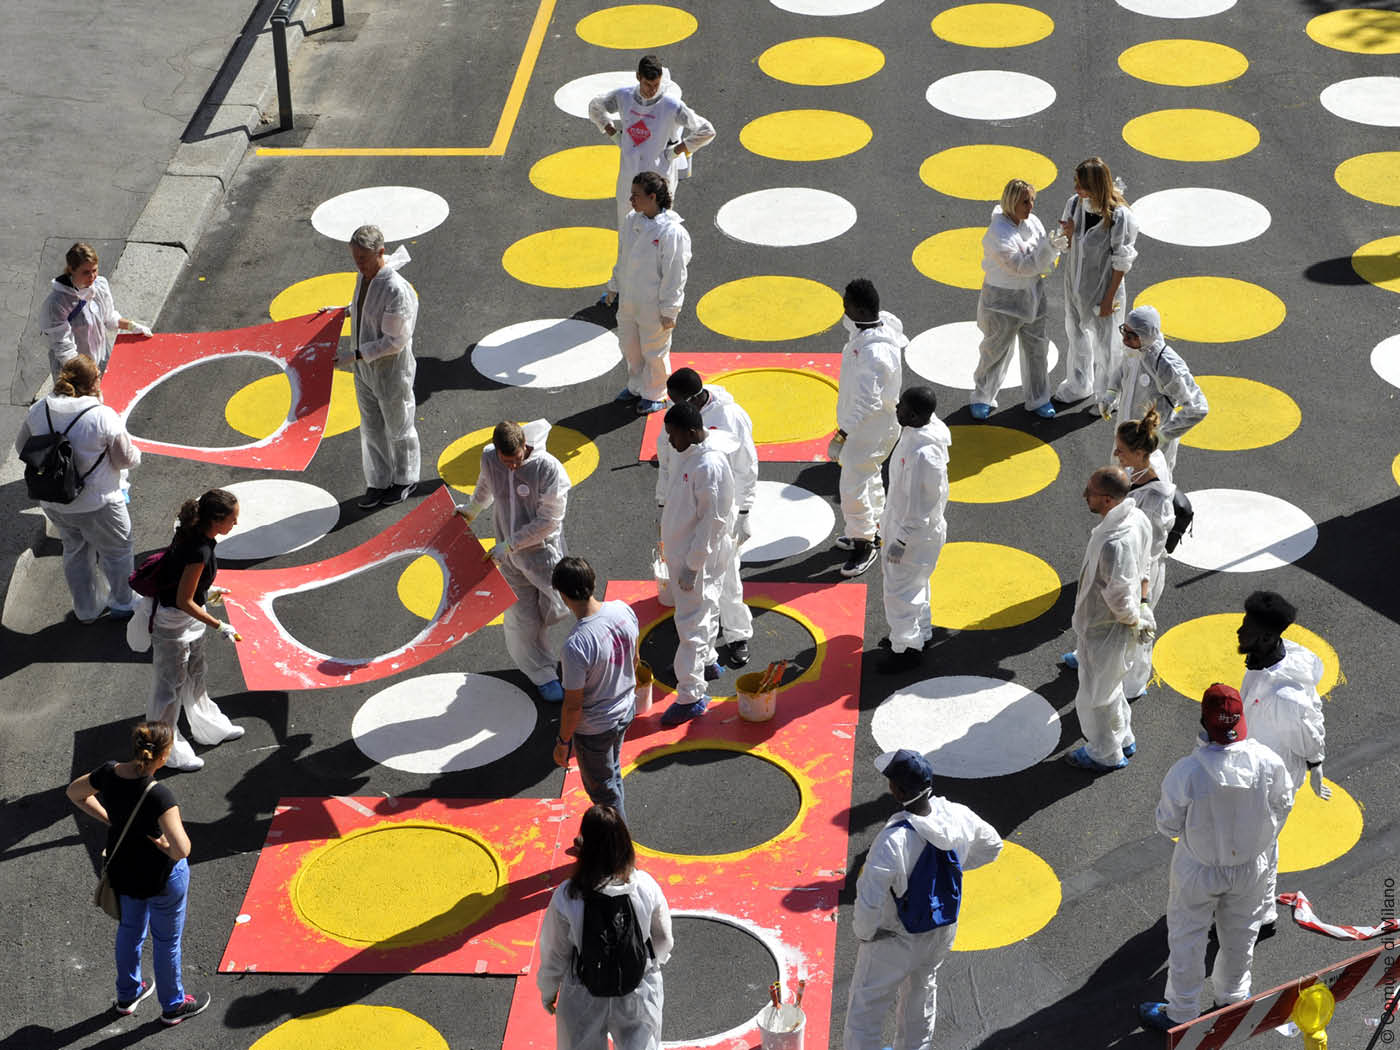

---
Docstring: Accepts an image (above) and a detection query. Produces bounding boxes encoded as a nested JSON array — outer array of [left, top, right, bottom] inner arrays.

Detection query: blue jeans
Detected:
[[116, 858, 188, 1011], [574, 715, 633, 824]]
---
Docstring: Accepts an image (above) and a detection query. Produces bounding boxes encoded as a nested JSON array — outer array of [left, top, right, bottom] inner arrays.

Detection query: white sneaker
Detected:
[[165, 753, 204, 772]]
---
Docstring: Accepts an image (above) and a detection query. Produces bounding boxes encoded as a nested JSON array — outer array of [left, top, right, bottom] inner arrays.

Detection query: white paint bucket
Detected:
[[634, 660, 653, 714], [736, 671, 777, 722], [653, 548, 674, 607], [758, 1004, 805, 1050]]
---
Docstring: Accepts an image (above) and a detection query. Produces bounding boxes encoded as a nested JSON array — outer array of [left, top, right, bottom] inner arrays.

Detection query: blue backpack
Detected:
[[889, 820, 963, 933]]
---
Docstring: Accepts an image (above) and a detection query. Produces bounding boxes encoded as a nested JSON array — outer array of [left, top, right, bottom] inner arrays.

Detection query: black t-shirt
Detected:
[[90, 761, 178, 898], [157, 533, 217, 608]]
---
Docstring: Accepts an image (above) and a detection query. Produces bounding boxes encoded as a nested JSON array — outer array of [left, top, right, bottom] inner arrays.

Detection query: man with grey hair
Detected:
[[338, 224, 421, 508]]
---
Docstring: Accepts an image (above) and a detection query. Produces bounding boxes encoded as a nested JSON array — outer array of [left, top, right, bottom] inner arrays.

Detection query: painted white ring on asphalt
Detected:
[[1114, 0, 1236, 16], [310, 186, 450, 242], [715, 188, 857, 247], [471, 318, 622, 388], [769, 0, 886, 13], [905, 320, 1060, 391], [740, 480, 835, 563], [872, 676, 1061, 778], [553, 71, 682, 119], [926, 71, 1056, 121], [1133, 188, 1272, 247], [1320, 77, 1400, 127], [1369, 333, 1400, 390], [351, 672, 538, 773], [216, 479, 340, 560], [1169, 489, 1318, 573]]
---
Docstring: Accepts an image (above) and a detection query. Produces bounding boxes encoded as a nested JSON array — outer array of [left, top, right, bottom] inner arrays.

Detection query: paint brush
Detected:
[[794, 979, 806, 1007], [769, 980, 781, 1009]]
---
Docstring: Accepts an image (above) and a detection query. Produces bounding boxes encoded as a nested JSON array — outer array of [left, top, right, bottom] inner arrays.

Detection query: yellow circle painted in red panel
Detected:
[[709, 368, 838, 444], [250, 1005, 450, 1050], [576, 4, 697, 49], [399, 548, 505, 627], [952, 842, 1060, 950]]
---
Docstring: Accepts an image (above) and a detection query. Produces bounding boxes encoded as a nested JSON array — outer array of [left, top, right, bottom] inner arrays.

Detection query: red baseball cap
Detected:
[[1202, 683, 1247, 744]]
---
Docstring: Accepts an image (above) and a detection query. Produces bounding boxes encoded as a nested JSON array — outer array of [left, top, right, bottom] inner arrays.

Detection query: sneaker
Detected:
[[357, 487, 387, 509], [1137, 1002, 1175, 1032], [834, 535, 881, 552], [877, 648, 923, 675], [161, 991, 211, 1026], [615, 386, 637, 402], [165, 753, 204, 773], [840, 539, 878, 578], [1064, 745, 1129, 772], [537, 679, 565, 703], [636, 398, 667, 415], [969, 402, 992, 420], [725, 640, 750, 668], [115, 981, 154, 1015], [1060, 651, 1079, 670], [1032, 402, 1057, 419], [659, 696, 710, 727], [703, 662, 722, 681], [381, 482, 415, 505]]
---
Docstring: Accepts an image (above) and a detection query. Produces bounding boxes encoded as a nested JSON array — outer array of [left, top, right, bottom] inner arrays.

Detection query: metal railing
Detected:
[[270, 0, 345, 131]]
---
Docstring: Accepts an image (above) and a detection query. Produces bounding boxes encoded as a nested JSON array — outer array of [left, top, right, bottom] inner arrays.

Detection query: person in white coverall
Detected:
[[588, 53, 715, 227], [1064, 467, 1154, 773], [460, 420, 571, 703], [39, 241, 152, 380], [605, 172, 692, 414], [1236, 590, 1329, 932], [878, 386, 951, 676], [1139, 684, 1293, 1031], [830, 277, 904, 579], [335, 224, 421, 509], [1103, 305, 1209, 474], [657, 402, 736, 728], [845, 749, 1003, 1050], [659, 367, 756, 669], [1054, 157, 1140, 405], [970, 179, 1061, 420]]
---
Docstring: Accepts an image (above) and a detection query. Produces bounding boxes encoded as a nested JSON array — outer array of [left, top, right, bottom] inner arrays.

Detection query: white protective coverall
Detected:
[[973, 204, 1059, 410], [845, 799, 1003, 1050], [656, 386, 756, 646], [659, 435, 735, 703], [466, 420, 571, 686], [1241, 640, 1326, 924], [1123, 453, 1176, 698], [537, 870, 674, 1050], [879, 416, 952, 654], [588, 75, 715, 226], [609, 209, 691, 403], [1156, 736, 1293, 1022], [837, 312, 905, 542], [1072, 499, 1153, 765], [40, 275, 122, 379], [16, 394, 141, 620], [1106, 310, 1209, 474], [1055, 197, 1140, 403], [347, 245, 420, 490]]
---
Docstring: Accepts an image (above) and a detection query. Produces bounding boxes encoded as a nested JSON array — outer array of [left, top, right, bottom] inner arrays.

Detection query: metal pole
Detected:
[[271, 14, 292, 131], [331, 0, 345, 28]]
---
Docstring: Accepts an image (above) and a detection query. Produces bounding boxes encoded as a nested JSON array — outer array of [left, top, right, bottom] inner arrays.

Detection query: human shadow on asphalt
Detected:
[[946, 402, 1102, 443], [0, 785, 82, 863], [0, 1015, 161, 1050], [1293, 493, 1400, 625]]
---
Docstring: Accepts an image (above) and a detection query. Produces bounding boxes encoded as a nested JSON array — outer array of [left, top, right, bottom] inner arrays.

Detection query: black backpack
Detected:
[[21, 403, 107, 504], [1165, 489, 1194, 554], [573, 889, 652, 997]]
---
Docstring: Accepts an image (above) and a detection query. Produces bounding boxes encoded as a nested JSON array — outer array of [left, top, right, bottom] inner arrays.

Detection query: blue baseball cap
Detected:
[[875, 749, 933, 795]]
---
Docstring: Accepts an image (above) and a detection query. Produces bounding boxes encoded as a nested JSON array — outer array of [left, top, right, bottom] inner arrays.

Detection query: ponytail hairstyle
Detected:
[[1075, 157, 1127, 224], [54, 355, 100, 398], [632, 170, 671, 211], [1116, 406, 1161, 457], [567, 805, 636, 898], [64, 242, 99, 275], [131, 720, 173, 769], [175, 488, 239, 543]]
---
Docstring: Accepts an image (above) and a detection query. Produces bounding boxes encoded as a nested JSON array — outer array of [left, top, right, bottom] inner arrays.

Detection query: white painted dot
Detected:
[[770, 0, 886, 13], [310, 186, 450, 242], [1169, 489, 1318, 573], [872, 676, 1061, 779], [216, 480, 340, 560], [905, 321, 1060, 392], [351, 672, 538, 774], [926, 71, 1055, 122], [553, 71, 682, 119], [1369, 333, 1400, 390], [1133, 188, 1271, 247], [1115, 0, 1235, 15], [1320, 77, 1400, 127], [236, 914, 252, 924], [740, 481, 835, 563], [471, 318, 622, 388], [715, 188, 857, 247]]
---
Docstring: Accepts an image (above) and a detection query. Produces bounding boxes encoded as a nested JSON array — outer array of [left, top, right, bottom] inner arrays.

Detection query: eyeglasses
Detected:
[[1118, 325, 1141, 338]]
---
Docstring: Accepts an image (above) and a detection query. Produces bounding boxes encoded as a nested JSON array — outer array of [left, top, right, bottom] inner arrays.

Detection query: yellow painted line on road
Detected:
[[256, 0, 557, 158]]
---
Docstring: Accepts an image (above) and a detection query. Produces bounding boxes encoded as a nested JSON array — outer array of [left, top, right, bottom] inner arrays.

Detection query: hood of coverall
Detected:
[[843, 310, 909, 351], [520, 418, 552, 449], [1123, 304, 1165, 354]]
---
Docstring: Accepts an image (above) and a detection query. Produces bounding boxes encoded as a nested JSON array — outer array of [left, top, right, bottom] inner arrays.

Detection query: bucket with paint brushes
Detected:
[[758, 978, 806, 1049], [737, 660, 786, 722]]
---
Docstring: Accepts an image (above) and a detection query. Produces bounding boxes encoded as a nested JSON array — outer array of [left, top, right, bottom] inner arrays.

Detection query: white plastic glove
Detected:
[[1133, 603, 1156, 644], [486, 541, 512, 564], [216, 621, 241, 643], [677, 566, 698, 592], [127, 322, 153, 337], [456, 502, 481, 526], [826, 431, 846, 464], [1309, 766, 1332, 800], [317, 304, 346, 313], [1099, 391, 1118, 421], [887, 539, 906, 565], [206, 585, 229, 607], [335, 346, 357, 367], [735, 509, 752, 544], [1049, 230, 1069, 253]]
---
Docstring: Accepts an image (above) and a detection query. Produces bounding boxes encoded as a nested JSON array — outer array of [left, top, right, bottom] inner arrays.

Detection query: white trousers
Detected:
[[844, 924, 956, 1050], [1123, 560, 1165, 698], [1164, 847, 1271, 1023], [839, 418, 900, 541], [882, 533, 944, 653], [1056, 295, 1123, 403], [43, 500, 135, 621], [499, 543, 567, 685], [972, 301, 1052, 410], [717, 530, 752, 644], [354, 355, 420, 490], [556, 968, 664, 1050], [1074, 622, 1135, 765], [666, 556, 720, 703], [617, 301, 672, 402], [148, 627, 239, 767]]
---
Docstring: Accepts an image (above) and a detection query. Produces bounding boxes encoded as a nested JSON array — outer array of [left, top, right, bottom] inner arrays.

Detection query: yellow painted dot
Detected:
[[952, 842, 1060, 950], [1181, 376, 1301, 451], [697, 276, 844, 342], [739, 109, 873, 162], [919, 145, 1057, 201], [529, 145, 619, 200], [1122, 108, 1259, 163], [502, 227, 617, 289], [1392, 451, 1400, 487], [399, 548, 504, 626], [929, 541, 1060, 630], [575, 4, 697, 49], [1277, 778, 1363, 873], [947, 425, 1060, 503], [292, 822, 504, 948], [932, 3, 1054, 48], [1353, 235, 1400, 295], [1336, 152, 1400, 207], [1117, 39, 1248, 86], [225, 369, 360, 440], [1153, 613, 1342, 702], [1135, 277, 1285, 343], [1307, 9, 1400, 55], [758, 37, 885, 86], [250, 1005, 450, 1050], [270, 272, 357, 336], [912, 228, 986, 290], [437, 425, 600, 497], [709, 368, 838, 444]]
